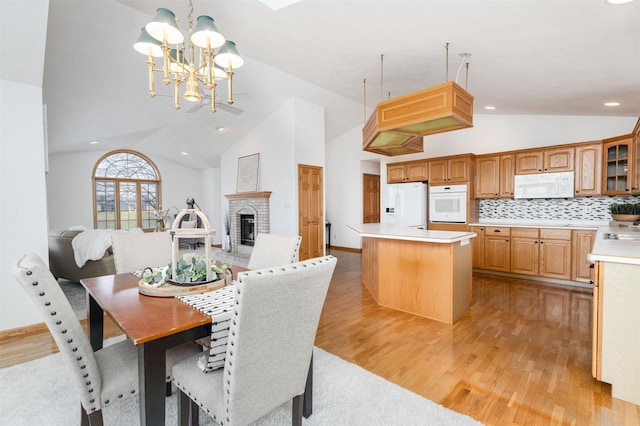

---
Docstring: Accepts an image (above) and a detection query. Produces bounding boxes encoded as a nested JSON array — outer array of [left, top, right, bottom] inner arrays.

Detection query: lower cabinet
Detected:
[[572, 230, 596, 283], [539, 229, 572, 280], [470, 226, 485, 269], [484, 227, 510, 272], [510, 228, 539, 275]]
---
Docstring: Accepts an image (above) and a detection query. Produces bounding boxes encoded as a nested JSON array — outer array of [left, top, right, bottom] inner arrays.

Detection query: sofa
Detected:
[[48, 229, 116, 282]]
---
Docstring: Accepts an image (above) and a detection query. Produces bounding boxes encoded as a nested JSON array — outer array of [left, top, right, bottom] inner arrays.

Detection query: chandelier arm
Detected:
[[173, 76, 180, 109], [210, 86, 216, 113], [162, 43, 171, 85], [147, 55, 156, 97], [226, 67, 234, 105]]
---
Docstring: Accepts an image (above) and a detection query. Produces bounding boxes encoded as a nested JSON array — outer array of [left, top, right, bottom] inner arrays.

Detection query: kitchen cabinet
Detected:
[[510, 228, 539, 276], [499, 153, 515, 197], [429, 155, 470, 184], [602, 136, 632, 194], [484, 227, 510, 272], [571, 230, 596, 283], [574, 143, 602, 196], [515, 147, 575, 174], [470, 226, 485, 269], [387, 160, 428, 183], [475, 156, 500, 198], [633, 119, 640, 193], [539, 229, 572, 280]]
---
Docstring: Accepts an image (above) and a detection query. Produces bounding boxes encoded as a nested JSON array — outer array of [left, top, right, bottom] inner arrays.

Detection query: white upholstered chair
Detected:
[[172, 255, 337, 426], [13, 253, 139, 425], [111, 231, 172, 273], [247, 233, 302, 270]]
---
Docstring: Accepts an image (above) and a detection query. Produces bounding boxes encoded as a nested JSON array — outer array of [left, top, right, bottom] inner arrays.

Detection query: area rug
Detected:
[[0, 338, 481, 426]]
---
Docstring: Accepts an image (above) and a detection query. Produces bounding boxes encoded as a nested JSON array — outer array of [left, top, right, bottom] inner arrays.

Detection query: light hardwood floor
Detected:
[[1, 249, 639, 425]]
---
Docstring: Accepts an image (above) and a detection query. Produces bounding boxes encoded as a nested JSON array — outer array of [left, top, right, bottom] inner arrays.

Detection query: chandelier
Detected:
[[133, 0, 244, 112]]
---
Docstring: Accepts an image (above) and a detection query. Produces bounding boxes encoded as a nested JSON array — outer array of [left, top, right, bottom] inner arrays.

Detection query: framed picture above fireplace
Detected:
[[236, 153, 260, 193]]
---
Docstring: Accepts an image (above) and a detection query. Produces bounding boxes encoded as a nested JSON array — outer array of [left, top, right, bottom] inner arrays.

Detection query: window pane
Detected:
[[119, 182, 138, 230], [95, 152, 158, 179], [141, 182, 158, 230], [95, 180, 116, 229]]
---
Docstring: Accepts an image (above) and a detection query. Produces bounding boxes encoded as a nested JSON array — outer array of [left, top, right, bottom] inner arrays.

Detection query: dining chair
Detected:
[[172, 255, 337, 426], [246, 233, 302, 270], [13, 252, 140, 425], [111, 231, 201, 396], [111, 231, 172, 273]]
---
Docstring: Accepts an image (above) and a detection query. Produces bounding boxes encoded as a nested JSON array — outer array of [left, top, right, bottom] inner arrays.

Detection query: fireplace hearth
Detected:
[[225, 192, 271, 255]]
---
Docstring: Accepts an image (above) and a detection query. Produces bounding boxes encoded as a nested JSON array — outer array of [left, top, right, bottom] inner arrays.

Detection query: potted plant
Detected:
[[141, 255, 232, 286], [609, 202, 640, 222]]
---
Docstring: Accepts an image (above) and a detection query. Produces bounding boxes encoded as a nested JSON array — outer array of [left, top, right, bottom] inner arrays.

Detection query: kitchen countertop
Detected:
[[348, 223, 476, 244], [588, 226, 640, 266], [468, 219, 607, 230]]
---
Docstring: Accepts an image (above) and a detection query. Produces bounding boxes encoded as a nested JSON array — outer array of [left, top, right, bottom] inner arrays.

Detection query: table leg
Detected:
[[87, 294, 103, 351], [303, 354, 313, 418], [138, 340, 166, 426]]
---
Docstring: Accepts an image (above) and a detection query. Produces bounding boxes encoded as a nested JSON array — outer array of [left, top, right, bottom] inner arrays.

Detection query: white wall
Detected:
[[325, 114, 638, 249], [220, 98, 325, 237]]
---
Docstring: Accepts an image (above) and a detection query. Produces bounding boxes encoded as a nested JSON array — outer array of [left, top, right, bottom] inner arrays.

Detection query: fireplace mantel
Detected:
[[224, 191, 272, 200]]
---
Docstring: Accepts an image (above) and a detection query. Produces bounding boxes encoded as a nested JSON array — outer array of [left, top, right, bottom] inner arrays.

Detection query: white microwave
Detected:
[[429, 184, 467, 223]]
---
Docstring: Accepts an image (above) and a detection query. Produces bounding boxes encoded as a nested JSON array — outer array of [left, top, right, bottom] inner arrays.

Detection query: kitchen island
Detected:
[[587, 226, 640, 406], [348, 224, 476, 324]]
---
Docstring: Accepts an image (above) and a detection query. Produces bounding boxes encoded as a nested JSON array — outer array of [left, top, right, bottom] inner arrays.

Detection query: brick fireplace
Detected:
[[225, 192, 271, 255]]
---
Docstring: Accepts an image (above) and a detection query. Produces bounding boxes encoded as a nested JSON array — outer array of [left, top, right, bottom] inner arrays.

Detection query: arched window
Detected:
[[93, 150, 162, 230]]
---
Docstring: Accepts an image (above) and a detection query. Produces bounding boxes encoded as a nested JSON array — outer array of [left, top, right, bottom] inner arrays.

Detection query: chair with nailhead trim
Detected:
[[246, 233, 302, 271], [13, 252, 139, 425], [172, 255, 337, 426]]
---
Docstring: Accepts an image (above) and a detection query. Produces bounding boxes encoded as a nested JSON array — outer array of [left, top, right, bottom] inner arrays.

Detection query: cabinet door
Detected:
[[633, 132, 640, 194], [484, 236, 510, 272], [539, 238, 572, 279], [572, 230, 596, 283], [475, 156, 500, 198], [603, 139, 632, 194], [448, 157, 469, 183], [515, 151, 543, 174], [592, 261, 603, 380], [511, 237, 539, 275], [406, 161, 429, 182], [387, 164, 407, 183], [429, 159, 448, 184], [575, 143, 602, 196], [544, 147, 574, 173], [470, 226, 485, 269], [499, 154, 515, 197]]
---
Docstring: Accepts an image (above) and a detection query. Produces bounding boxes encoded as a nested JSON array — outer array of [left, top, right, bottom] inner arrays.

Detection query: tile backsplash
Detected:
[[479, 195, 640, 222]]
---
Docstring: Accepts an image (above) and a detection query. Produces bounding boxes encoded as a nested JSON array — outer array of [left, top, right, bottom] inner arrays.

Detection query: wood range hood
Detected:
[[363, 81, 474, 156]]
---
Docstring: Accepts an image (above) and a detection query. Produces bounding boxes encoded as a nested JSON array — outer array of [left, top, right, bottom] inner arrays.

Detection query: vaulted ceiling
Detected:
[[39, 0, 640, 169]]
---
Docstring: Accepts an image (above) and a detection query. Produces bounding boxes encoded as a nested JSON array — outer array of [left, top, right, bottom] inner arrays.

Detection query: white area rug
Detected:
[[0, 338, 481, 426]]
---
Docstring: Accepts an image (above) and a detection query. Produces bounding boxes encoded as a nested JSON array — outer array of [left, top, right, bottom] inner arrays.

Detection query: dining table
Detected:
[[81, 268, 314, 425]]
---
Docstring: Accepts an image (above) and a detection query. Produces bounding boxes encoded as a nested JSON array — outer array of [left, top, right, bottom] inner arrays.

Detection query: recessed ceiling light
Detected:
[[484, 106, 496, 110], [604, 102, 621, 107], [181, 152, 188, 156], [605, 0, 636, 5], [216, 126, 226, 132], [89, 141, 99, 145]]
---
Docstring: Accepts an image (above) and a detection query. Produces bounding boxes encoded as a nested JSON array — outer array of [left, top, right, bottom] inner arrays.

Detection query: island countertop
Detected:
[[587, 226, 640, 266], [347, 223, 476, 244]]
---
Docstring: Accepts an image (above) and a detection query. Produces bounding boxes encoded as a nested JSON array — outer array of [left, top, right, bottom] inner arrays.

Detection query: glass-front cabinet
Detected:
[[603, 137, 632, 195]]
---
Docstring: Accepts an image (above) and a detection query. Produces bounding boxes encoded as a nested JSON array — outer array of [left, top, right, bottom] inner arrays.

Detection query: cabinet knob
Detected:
[[589, 264, 594, 269], [538, 169, 542, 172], [540, 241, 544, 244], [506, 239, 509, 242], [494, 230, 501, 233]]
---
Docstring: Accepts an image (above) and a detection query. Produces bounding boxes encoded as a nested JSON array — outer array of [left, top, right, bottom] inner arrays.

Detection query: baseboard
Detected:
[[328, 245, 362, 253], [472, 268, 594, 290]]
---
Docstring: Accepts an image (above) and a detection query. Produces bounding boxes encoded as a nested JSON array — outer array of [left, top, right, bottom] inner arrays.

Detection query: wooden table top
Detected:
[[81, 273, 212, 344]]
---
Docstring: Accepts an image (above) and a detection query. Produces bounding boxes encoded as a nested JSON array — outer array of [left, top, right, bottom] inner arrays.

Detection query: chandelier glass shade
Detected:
[[133, 1, 244, 112]]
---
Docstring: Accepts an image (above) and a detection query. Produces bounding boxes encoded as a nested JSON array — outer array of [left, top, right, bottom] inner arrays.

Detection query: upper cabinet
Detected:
[[475, 154, 515, 198], [429, 155, 470, 185], [387, 160, 429, 183], [515, 147, 575, 174], [574, 143, 602, 196], [603, 136, 633, 195], [633, 119, 640, 194]]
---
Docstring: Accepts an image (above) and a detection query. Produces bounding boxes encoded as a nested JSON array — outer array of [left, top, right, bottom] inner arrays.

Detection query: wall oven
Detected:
[[429, 184, 467, 223]]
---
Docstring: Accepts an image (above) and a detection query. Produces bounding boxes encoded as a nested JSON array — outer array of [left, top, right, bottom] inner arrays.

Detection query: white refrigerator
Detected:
[[385, 182, 428, 227]]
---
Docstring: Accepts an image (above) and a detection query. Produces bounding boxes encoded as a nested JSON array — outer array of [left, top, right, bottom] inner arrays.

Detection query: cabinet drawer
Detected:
[[511, 227, 539, 238], [485, 227, 511, 236], [540, 228, 572, 240]]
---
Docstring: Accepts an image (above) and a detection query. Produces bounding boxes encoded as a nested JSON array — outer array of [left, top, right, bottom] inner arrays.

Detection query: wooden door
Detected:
[[633, 126, 640, 193], [484, 236, 510, 272], [475, 156, 499, 198], [575, 143, 602, 196], [515, 151, 543, 174], [448, 157, 469, 182], [405, 161, 429, 182], [499, 154, 515, 197], [544, 147, 574, 173], [470, 226, 485, 269], [428, 159, 448, 184], [298, 164, 323, 260], [539, 238, 572, 279], [572, 230, 596, 283], [387, 164, 407, 183], [602, 138, 632, 194], [511, 237, 539, 276], [363, 173, 380, 223]]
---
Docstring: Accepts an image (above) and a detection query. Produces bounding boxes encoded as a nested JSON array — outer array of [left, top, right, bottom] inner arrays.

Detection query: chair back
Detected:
[[247, 233, 302, 270], [112, 231, 171, 273], [12, 253, 103, 412], [224, 255, 337, 425]]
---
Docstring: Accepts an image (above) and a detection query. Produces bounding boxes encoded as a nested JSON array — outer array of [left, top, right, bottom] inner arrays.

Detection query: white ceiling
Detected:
[[40, 0, 640, 169]]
